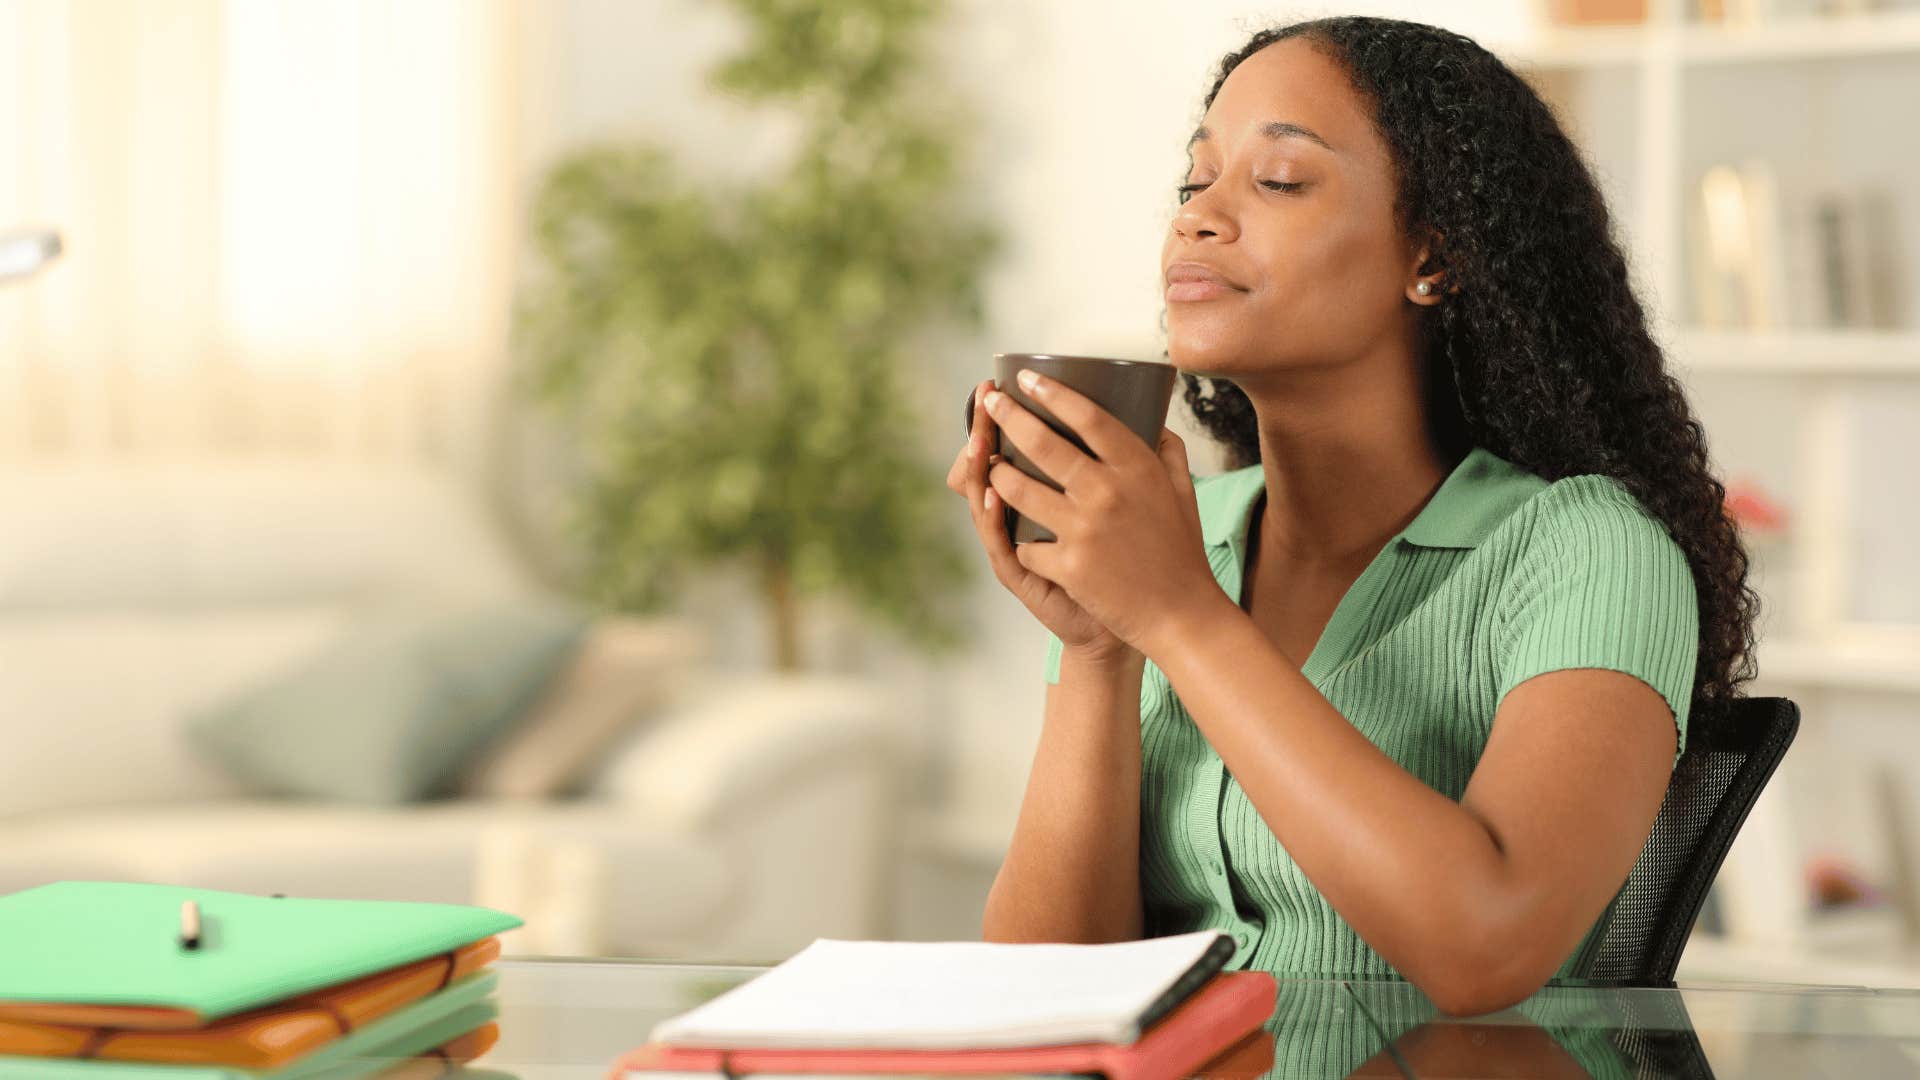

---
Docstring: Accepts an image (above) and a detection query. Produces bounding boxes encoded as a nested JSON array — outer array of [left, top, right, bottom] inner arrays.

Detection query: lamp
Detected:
[[0, 229, 62, 283]]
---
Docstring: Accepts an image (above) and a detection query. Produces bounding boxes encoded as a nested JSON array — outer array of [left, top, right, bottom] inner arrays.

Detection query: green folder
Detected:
[[0, 881, 523, 1021], [0, 970, 503, 1079]]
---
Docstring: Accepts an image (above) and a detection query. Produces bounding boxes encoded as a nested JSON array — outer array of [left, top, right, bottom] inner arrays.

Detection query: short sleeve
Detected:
[[1495, 483, 1700, 765], [1043, 630, 1063, 685]]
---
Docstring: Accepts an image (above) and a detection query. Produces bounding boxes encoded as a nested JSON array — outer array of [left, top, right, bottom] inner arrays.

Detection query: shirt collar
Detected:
[[1202, 446, 1547, 552]]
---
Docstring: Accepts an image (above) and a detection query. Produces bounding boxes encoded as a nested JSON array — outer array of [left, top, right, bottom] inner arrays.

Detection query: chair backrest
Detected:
[[1580, 695, 1800, 985]]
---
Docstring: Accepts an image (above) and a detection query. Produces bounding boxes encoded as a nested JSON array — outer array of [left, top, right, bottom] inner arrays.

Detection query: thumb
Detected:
[[1157, 427, 1201, 529]]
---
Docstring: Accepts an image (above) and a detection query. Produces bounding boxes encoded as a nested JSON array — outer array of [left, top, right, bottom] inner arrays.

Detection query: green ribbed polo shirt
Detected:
[[1040, 445, 1700, 981]]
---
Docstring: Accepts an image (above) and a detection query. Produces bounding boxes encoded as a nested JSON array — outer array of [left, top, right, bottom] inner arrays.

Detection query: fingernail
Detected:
[[1016, 369, 1040, 393], [983, 390, 1005, 415]]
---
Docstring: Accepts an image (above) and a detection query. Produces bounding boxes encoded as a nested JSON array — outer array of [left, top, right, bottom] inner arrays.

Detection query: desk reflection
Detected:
[[1247, 978, 1695, 1079]]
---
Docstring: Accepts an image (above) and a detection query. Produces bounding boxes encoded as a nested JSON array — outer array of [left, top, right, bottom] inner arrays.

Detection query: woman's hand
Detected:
[[947, 378, 1127, 659], [975, 369, 1223, 657]]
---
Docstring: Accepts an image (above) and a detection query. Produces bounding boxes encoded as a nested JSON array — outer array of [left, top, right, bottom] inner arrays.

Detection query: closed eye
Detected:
[[1176, 179, 1306, 204]]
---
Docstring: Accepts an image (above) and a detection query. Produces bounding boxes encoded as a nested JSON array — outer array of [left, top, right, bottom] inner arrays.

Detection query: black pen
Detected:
[[179, 900, 201, 951]]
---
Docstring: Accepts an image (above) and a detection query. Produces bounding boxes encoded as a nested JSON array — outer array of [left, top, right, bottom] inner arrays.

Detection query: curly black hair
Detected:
[[1177, 17, 1758, 718]]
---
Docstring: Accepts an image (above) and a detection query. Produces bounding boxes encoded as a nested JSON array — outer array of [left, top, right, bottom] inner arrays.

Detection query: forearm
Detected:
[[1146, 599, 1523, 1001], [982, 646, 1147, 944]]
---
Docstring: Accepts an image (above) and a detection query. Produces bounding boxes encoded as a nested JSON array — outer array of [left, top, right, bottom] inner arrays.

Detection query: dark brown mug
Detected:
[[965, 353, 1179, 543]]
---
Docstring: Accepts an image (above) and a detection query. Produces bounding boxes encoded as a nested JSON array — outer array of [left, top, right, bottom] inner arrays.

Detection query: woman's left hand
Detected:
[[983, 369, 1225, 656]]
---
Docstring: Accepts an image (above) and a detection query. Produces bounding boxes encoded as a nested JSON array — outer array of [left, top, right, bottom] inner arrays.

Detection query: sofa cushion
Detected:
[[185, 601, 590, 804], [456, 617, 705, 800]]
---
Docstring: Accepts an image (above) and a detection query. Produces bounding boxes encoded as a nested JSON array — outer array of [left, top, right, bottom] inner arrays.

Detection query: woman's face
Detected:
[[1162, 38, 1420, 380]]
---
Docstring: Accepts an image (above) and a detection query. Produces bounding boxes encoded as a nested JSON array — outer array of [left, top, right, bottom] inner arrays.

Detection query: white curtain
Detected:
[[0, 0, 521, 462]]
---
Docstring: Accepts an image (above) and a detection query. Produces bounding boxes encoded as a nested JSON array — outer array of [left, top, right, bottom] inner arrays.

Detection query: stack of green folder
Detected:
[[0, 882, 524, 1080]]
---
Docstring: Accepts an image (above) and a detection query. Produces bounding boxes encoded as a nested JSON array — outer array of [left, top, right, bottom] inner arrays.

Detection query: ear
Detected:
[[1407, 227, 1452, 306]]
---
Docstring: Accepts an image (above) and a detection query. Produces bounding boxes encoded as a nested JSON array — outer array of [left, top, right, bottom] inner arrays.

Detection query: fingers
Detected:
[[1158, 427, 1194, 498], [981, 382, 1098, 495], [951, 378, 1070, 592], [972, 470, 1036, 589], [969, 378, 995, 462], [956, 382, 1032, 585], [1012, 532, 1067, 582], [988, 458, 1071, 537], [1001, 368, 1141, 476], [1158, 426, 1202, 533], [947, 379, 997, 495]]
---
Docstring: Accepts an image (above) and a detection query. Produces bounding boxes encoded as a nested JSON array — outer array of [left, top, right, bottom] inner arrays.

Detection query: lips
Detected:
[[1165, 261, 1246, 302]]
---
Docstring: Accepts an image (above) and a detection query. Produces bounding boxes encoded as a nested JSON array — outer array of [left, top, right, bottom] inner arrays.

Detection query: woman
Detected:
[[944, 16, 1758, 1017]]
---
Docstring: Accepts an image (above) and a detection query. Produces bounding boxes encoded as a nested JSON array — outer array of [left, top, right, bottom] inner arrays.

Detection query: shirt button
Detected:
[[1209, 857, 1225, 874], [1235, 930, 1251, 949]]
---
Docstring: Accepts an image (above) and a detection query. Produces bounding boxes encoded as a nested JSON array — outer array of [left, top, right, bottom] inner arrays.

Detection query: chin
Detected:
[[1166, 331, 1259, 381], [1165, 301, 1276, 376]]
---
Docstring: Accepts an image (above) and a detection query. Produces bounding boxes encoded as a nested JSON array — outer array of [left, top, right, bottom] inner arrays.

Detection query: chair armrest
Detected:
[[584, 671, 900, 833]]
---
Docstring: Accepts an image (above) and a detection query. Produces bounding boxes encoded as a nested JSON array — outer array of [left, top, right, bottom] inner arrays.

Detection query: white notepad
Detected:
[[649, 931, 1232, 1051]]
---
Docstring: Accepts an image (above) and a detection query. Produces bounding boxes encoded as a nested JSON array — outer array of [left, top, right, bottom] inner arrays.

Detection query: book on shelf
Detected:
[[1690, 161, 1787, 330], [1690, 163, 1909, 332], [1696, 0, 1885, 19], [1693, 0, 1765, 22], [1544, 0, 1649, 25], [1809, 185, 1905, 330]]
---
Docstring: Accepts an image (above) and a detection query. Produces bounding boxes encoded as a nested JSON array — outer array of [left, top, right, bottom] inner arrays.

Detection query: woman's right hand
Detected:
[[947, 378, 1128, 660]]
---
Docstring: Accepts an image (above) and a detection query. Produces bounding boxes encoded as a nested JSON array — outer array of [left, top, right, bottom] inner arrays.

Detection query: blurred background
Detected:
[[3, 0, 1918, 988]]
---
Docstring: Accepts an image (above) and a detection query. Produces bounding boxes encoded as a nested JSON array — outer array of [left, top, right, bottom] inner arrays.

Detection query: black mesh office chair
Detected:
[[1580, 695, 1800, 986]]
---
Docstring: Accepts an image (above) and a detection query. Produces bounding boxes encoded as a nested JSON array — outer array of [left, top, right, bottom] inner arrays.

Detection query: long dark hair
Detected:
[[1179, 17, 1758, 716]]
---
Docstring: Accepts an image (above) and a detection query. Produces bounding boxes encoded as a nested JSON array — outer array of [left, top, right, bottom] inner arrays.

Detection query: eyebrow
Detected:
[[1187, 121, 1336, 153]]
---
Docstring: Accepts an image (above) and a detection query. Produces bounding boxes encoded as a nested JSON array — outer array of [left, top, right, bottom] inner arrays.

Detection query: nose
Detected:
[[1172, 187, 1238, 244]]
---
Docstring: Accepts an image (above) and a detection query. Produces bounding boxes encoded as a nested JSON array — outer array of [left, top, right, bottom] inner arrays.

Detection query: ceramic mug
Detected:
[[966, 353, 1179, 543]]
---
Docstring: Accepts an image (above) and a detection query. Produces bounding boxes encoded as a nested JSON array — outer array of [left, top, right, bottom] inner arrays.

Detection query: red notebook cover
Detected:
[[609, 970, 1278, 1080]]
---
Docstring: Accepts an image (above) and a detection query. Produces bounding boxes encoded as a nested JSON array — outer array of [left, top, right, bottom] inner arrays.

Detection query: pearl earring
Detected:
[[1416, 282, 1433, 296]]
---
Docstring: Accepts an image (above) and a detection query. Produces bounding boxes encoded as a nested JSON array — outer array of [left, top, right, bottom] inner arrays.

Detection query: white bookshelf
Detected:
[[1507, 9, 1920, 67], [1499, 2, 1920, 988], [1753, 629, 1920, 696], [1677, 9, 1920, 61], [1496, 1, 1920, 677], [1673, 329, 1920, 375]]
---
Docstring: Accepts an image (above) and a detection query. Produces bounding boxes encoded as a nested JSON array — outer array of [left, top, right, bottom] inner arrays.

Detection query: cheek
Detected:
[[1261, 199, 1407, 332], [1263, 197, 1376, 293]]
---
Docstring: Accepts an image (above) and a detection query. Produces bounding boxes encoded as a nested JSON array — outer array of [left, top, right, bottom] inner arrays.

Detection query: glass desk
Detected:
[[451, 957, 1920, 1079]]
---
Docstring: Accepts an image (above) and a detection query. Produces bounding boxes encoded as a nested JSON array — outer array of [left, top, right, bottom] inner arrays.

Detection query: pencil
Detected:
[[179, 900, 201, 951]]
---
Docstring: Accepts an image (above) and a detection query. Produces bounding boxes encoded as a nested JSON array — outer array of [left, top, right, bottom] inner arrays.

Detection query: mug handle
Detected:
[[964, 387, 976, 435]]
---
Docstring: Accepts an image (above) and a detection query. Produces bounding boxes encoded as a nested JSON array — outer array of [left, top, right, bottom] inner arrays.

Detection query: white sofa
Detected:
[[0, 459, 904, 963]]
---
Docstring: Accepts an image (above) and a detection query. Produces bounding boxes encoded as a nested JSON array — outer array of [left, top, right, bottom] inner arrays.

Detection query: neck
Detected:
[[1233, 343, 1456, 567]]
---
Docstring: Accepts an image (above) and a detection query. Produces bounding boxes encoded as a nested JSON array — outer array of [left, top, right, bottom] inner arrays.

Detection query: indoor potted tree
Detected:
[[512, 0, 997, 671]]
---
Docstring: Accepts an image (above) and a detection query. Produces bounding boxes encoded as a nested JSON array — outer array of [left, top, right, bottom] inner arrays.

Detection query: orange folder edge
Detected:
[[0, 936, 501, 1070], [609, 970, 1279, 1080]]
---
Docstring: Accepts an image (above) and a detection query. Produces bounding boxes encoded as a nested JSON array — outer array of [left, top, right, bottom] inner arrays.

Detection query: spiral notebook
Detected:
[[650, 930, 1238, 1050]]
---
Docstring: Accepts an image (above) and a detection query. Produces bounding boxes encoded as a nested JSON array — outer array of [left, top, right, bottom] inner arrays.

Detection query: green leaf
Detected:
[[509, 0, 995, 662]]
